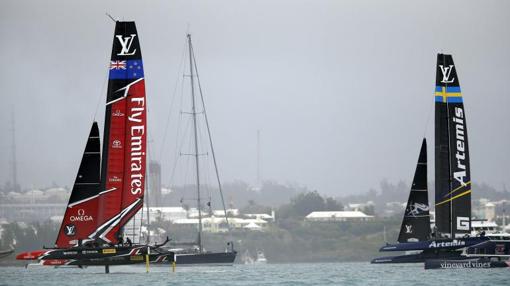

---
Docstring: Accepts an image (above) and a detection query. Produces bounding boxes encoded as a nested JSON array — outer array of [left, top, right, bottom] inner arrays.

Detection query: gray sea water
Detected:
[[0, 262, 508, 286]]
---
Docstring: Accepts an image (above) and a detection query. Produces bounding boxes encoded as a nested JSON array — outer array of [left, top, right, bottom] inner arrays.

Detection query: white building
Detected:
[[244, 210, 276, 222], [149, 207, 188, 223], [305, 211, 374, 222], [173, 216, 269, 232]]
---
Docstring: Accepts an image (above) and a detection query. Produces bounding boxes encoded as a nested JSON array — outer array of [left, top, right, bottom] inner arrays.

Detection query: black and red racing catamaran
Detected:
[[16, 21, 173, 271]]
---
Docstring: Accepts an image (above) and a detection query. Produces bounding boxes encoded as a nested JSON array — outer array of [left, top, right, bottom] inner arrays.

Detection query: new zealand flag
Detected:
[[109, 60, 144, 79]]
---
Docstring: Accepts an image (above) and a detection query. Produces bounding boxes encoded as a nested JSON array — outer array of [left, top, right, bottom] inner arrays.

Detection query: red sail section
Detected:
[[119, 80, 146, 228], [93, 21, 146, 244]]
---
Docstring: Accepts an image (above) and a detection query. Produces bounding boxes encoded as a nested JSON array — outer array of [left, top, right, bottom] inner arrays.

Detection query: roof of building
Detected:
[[306, 211, 373, 219], [244, 213, 273, 219], [149, 207, 187, 213], [471, 220, 498, 228]]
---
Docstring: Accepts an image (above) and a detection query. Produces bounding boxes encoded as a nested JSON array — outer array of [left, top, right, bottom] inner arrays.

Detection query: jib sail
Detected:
[[55, 122, 101, 248], [398, 138, 430, 243], [434, 54, 471, 238], [93, 21, 147, 244]]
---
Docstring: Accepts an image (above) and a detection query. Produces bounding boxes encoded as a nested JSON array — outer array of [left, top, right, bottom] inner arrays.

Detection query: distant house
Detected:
[[244, 210, 276, 222], [149, 207, 188, 222], [305, 211, 374, 222], [173, 216, 269, 233]]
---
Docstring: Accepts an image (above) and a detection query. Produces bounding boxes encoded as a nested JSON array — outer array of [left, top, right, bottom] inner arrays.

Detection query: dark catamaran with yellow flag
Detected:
[[16, 21, 173, 272], [372, 54, 489, 263]]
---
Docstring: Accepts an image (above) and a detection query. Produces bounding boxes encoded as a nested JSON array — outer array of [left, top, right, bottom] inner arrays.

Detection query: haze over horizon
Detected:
[[1, 0, 509, 196]]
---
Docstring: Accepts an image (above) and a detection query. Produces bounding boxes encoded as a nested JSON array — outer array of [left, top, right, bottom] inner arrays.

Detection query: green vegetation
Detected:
[[165, 216, 401, 263]]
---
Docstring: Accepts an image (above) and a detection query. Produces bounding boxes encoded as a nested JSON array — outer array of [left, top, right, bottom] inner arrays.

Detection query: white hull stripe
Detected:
[[89, 199, 142, 242]]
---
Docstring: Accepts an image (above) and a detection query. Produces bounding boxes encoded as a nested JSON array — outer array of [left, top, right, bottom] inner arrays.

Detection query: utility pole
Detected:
[[256, 130, 261, 186], [10, 111, 18, 192]]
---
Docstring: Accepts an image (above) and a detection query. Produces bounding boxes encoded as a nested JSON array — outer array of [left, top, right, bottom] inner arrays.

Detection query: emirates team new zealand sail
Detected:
[[16, 21, 173, 270], [92, 21, 148, 244]]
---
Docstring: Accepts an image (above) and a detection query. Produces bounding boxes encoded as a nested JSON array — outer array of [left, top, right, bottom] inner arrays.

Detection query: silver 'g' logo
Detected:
[[439, 65, 455, 83], [405, 225, 413, 233], [65, 224, 76, 236], [457, 216, 470, 231], [116, 34, 137, 56]]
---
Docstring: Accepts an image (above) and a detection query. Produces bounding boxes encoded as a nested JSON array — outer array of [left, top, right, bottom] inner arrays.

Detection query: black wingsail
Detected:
[[434, 54, 471, 238], [55, 122, 101, 247], [398, 138, 430, 243]]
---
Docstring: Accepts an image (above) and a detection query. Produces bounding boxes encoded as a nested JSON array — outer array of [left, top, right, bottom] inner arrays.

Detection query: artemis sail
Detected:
[[93, 21, 147, 244], [434, 54, 471, 238], [398, 138, 430, 243]]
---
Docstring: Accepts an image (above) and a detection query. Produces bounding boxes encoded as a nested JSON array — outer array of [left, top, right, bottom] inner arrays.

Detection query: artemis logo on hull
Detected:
[[439, 65, 455, 83], [116, 34, 137, 56], [429, 240, 465, 248], [452, 107, 467, 186]]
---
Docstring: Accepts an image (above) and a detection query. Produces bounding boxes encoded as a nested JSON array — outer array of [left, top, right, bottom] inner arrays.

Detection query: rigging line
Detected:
[[169, 112, 193, 187], [93, 66, 110, 121], [145, 121, 154, 244], [423, 88, 435, 138], [167, 70, 188, 187], [159, 38, 188, 160], [178, 118, 194, 190], [191, 43, 231, 230], [105, 12, 117, 23], [197, 118, 212, 207]]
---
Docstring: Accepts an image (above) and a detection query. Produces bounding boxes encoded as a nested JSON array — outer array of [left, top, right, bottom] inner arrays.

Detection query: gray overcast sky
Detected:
[[0, 0, 509, 195]]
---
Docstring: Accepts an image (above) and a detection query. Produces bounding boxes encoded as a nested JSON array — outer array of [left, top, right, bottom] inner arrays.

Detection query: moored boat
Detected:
[[157, 34, 237, 266]]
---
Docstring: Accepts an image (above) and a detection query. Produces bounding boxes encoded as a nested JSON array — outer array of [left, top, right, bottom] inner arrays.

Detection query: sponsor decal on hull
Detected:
[[428, 240, 465, 248], [439, 261, 491, 269]]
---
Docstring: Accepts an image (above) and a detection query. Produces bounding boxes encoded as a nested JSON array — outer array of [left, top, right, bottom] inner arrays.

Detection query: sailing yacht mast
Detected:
[[188, 34, 203, 252]]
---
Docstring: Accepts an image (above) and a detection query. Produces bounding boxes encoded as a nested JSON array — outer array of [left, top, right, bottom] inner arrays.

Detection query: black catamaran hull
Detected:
[[40, 253, 172, 267], [173, 251, 237, 266], [38, 245, 173, 264], [379, 236, 490, 252], [425, 259, 510, 269], [372, 250, 465, 264]]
